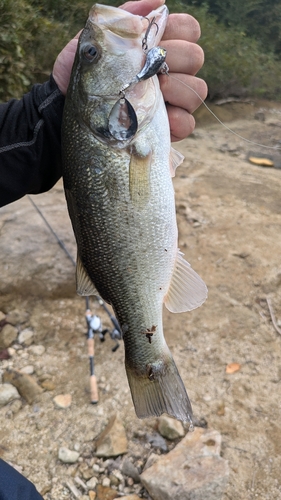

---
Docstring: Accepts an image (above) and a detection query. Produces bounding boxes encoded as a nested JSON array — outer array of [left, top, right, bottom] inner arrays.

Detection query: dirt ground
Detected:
[[0, 100, 281, 499]]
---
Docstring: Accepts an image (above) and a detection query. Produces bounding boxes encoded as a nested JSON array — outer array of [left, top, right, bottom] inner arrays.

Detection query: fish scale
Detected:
[[62, 3, 207, 423]]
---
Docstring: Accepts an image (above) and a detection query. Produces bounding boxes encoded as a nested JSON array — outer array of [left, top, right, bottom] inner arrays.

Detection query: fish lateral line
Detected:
[[168, 75, 281, 151]]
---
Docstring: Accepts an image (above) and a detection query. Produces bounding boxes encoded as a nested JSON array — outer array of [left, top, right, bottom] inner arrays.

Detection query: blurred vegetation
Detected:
[[0, 0, 281, 102], [168, 0, 281, 100]]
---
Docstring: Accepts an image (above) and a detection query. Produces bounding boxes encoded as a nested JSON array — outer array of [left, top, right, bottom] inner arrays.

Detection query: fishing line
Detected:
[[168, 75, 281, 151], [28, 195, 122, 404]]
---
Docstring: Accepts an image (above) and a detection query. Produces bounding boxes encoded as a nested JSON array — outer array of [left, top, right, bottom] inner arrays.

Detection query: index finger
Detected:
[[162, 13, 201, 43]]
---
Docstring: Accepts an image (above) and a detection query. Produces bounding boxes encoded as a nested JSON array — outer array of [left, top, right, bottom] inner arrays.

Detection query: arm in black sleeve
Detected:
[[0, 459, 43, 500], [0, 75, 65, 207]]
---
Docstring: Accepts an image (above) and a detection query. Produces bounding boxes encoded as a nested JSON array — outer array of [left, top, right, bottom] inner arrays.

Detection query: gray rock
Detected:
[[58, 447, 80, 464], [0, 324, 18, 349], [95, 414, 128, 458], [18, 328, 34, 346], [158, 415, 185, 440], [147, 432, 167, 452], [122, 458, 140, 482], [0, 311, 6, 322], [0, 383, 20, 406], [140, 427, 229, 500]]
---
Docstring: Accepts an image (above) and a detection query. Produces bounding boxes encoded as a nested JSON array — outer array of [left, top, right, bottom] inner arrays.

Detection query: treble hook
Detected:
[[142, 16, 159, 52]]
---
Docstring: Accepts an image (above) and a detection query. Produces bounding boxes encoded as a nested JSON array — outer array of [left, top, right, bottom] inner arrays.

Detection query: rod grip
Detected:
[[90, 374, 99, 404], [88, 337, 94, 357]]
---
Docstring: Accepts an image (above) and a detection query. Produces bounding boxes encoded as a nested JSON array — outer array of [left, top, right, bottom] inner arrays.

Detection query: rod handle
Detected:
[[90, 374, 99, 404]]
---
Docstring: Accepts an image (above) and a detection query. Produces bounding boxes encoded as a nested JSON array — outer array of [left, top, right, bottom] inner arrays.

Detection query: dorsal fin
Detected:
[[164, 250, 208, 312]]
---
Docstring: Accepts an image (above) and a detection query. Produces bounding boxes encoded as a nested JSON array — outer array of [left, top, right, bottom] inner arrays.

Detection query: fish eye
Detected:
[[82, 43, 101, 63]]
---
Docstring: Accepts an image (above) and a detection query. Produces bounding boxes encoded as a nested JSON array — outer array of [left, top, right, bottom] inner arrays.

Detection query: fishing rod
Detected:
[[28, 195, 122, 404]]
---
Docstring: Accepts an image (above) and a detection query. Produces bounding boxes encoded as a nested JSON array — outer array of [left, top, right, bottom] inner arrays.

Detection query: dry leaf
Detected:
[[226, 362, 241, 374], [248, 156, 274, 167]]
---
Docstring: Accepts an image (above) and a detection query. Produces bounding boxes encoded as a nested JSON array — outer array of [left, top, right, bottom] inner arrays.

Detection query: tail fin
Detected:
[[126, 353, 193, 425]]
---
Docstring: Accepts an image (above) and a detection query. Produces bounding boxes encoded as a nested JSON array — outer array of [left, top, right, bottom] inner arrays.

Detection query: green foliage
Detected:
[[0, 0, 90, 101], [0, 0, 35, 100], [186, 0, 281, 57], [167, 0, 281, 100], [0, 0, 281, 102]]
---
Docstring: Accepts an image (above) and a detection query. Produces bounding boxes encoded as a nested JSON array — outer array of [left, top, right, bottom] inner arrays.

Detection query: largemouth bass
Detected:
[[62, 3, 207, 423]]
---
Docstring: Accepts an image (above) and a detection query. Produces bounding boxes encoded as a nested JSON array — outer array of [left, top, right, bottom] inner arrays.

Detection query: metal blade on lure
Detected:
[[108, 97, 138, 141]]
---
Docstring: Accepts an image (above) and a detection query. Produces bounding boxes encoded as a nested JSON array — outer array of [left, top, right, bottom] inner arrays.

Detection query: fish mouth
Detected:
[[89, 3, 144, 39], [89, 3, 169, 46]]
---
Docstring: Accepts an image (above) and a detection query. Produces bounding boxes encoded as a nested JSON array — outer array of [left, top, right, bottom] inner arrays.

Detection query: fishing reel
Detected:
[[85, 304, 122, 352]]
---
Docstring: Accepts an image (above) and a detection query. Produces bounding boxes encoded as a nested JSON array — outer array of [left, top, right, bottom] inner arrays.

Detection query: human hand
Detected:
[[53, 0, 207, 142], [121, 0, 207, 141]]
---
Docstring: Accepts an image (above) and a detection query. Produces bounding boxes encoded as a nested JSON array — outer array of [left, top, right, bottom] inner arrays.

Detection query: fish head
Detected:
[[67, 3, 169, 143]]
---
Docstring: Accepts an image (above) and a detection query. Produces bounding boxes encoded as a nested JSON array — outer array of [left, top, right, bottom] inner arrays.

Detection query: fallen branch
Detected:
[[266, 296, 281, 335]]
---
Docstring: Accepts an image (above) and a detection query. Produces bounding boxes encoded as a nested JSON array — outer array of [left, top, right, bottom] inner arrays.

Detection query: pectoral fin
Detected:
[[76, 254, 98, 296], [169, 147, 184, 177], [129, 143, 152, 207], [164, 250, 208, 312]]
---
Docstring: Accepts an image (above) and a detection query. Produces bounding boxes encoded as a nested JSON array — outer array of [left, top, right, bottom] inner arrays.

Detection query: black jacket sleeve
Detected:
[[0, 75, 65, 207], [0, 459, 43, 500]]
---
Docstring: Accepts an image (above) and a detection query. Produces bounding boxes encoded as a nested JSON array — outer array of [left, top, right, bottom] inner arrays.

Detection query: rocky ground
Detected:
[[0, 100, 281, 499]]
